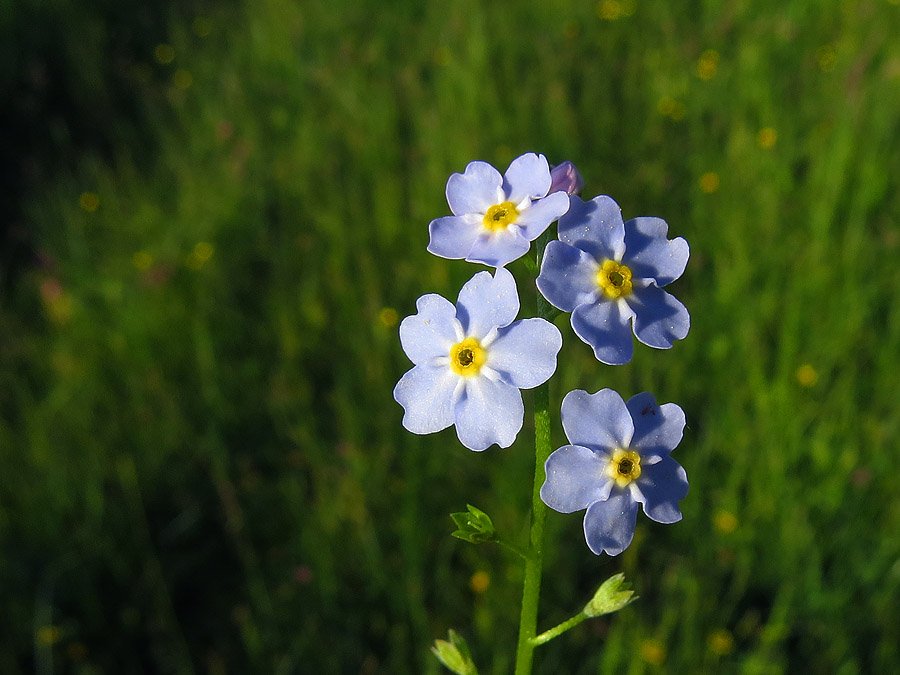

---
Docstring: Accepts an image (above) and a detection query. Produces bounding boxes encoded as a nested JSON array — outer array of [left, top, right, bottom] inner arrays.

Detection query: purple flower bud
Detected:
[[549, 161, 584, 196]]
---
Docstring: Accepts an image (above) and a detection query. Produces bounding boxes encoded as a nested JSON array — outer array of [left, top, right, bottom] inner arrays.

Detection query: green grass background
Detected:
[[2, 0, 900, 673]]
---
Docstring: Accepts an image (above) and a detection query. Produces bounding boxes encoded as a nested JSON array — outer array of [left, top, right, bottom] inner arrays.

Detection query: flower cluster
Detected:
[[395, 153, 690, 556]]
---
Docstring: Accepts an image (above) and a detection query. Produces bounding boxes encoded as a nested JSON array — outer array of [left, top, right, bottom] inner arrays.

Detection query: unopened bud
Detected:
[[549, 161, 584, 195]]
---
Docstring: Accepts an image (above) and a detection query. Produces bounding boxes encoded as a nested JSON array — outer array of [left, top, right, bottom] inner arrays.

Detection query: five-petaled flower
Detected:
[[394, 268, 562, 451], [427, 153, 571, 268], [536, 195, 690, 365], [540, 388, 689, 556]]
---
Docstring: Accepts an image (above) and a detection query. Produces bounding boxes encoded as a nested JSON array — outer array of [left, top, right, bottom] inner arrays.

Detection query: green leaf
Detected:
[[582, 573, 637, 618], [432, 629, 479, 675], [449, 504, 496, 544]]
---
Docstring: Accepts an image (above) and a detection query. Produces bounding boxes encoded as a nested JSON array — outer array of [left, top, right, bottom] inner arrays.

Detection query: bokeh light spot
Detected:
[[796, 364, 818, 387], [173, 70, 194, 89], [79, 192, 100, 212], [708, 628, 734, 655], [133, 251, 154, 271], [757, 127, 778, 148], [379, 308, 399, 327], [699, 172, 720, 193], [470, 570, 490, 594], [697, 49, 720, 80], [154, 44, 175, 65], [640, 639, 667, 665], [193, 17, 212, 37], [714, 510, 738, 534]]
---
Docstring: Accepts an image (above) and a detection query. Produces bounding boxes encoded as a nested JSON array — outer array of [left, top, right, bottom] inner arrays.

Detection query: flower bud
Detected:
[[549, 161, 584, 195]]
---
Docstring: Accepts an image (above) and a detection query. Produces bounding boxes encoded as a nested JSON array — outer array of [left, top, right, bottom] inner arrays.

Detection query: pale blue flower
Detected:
[[540, 388, 689, 556], [394, 268, 562, 451], [428, 153, 571, 268], [536, 195, 690, 365]]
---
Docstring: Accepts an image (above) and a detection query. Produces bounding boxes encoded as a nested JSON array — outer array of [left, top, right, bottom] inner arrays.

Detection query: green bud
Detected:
[[450, 504, 496, 544], [431, 630, 479, 675], [583, 573, 636, 618]]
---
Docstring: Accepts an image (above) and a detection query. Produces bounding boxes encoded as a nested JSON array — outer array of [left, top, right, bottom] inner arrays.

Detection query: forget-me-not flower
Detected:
[[540, 388, 689, 556], [427, 153, 571, 268], [394, 268, 562, 451], [536, 195, 689, 365]]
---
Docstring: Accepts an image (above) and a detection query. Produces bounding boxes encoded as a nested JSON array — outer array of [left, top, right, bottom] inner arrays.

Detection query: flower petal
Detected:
[[502, 153, 551, 205], [558, 195, 626, 262], [455, 267, 519, 338], [465, 227, 531, 268], [541, 445, 613, 514], [536, 240, 599, 312], [629, 283, 690, 349], [487, 318, 562, 389], [583, 492, 638, 556], [398, 293, 460, 366], [427, 215, 482, 260], [625, 393, 686, 463], [623, 217, 689, 286], [446, 161, 504, 216], [560, 389, 634, 452], [393, 365, 460, 435], [571, 299, 635, 365], [633, 457, 688, 524], [515, 191, 570, 241], [454, 376, 524, 451]]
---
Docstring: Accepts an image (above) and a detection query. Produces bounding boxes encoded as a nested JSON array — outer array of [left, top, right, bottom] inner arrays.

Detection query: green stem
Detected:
[[514, 233, 556, 675], [498, 538, 531, 561], [531, 613, 587, 646]]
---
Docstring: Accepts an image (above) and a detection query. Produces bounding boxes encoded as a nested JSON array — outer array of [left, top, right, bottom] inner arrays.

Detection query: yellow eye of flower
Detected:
[[606, 448, 642, 488], [596, 260, 633, 299], [449, 337, 487, 376], [483, 202, 519, 232]]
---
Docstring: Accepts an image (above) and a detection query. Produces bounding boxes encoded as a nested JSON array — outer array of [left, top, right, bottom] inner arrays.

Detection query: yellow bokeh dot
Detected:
[[817, 45, 836, 72], [714, 510, 738, 534], [193, 17, 212, 37], [79, 192, 100, 212], [186, 241, 214, 270], [708, 628, 734, 655], [757, 127, 778, 149], [597, 0, 623, 20], [379, 307, 399, 327], [133, 251, 154, 271], [699, 172, 720, 194], [796, 364, 818, 387], [470, 570, 490, 594], [173, 69, 193, 89], [640, 639, 667, 665], [697, 49, 720, 80], [154, 44, 175, 65], [37, 626, 61, 646], [657, 96, 686, 120]]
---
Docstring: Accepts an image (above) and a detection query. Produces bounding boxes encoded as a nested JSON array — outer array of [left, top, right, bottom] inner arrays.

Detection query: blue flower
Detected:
[[536, 195, 689, 365], [394, 268, 562, 451], [428, 153, 571, 268], [540, 388, 689, 556]]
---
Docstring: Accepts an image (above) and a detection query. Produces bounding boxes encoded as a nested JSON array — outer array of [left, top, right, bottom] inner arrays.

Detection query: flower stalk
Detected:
[[513, 231, 556, 675]]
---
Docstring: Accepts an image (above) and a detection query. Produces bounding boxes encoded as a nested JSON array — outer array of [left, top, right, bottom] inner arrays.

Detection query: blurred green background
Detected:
[[2, 0, 900, 673]]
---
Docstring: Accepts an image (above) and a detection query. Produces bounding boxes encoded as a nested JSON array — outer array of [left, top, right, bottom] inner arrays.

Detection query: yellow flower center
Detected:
[[482, 202, 519, 232], [449, 337, 487, 376], [596, 260, 633, 299], [606, 448, 642, 488]]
